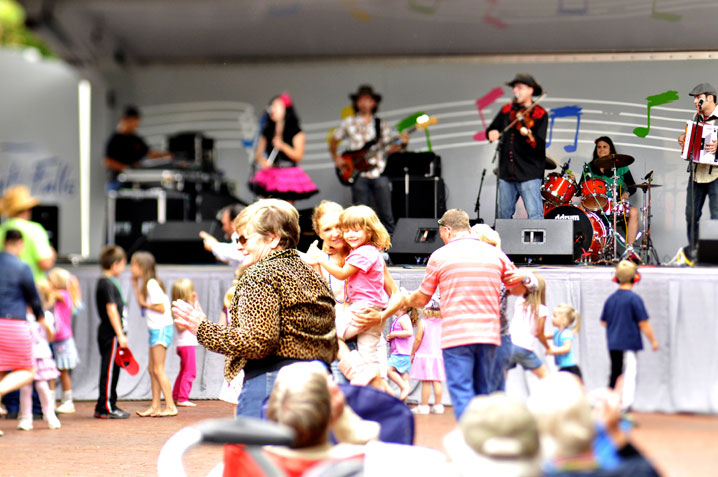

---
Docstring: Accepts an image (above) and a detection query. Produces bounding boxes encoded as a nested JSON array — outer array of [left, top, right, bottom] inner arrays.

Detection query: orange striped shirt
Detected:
[[418, 237, 516, 349]]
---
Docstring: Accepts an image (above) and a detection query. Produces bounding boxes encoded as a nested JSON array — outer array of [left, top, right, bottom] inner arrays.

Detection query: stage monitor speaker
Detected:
[[495, 219, 575, 265], [391, 177, 446, 219], [697, 220, 718, 264], [384, 152, 441, 178], [146, 221, 223, 264], [32, 205, 59, 252], [389, 218, 443, 265]]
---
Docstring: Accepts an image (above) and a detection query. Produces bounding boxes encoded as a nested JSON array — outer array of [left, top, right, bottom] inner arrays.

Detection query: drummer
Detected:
[[570, 136, 639, 253]]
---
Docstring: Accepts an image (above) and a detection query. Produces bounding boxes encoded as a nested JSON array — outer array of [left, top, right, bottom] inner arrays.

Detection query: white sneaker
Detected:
[[412, 404, 430, 415], [46, 413, 61, 429], [17, 417, 33, 431], [431, 404, 445, 414], [56, 401, 75, 414]]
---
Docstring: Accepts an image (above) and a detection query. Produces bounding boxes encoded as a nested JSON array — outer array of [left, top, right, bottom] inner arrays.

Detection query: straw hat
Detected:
[[0, 185, 40, 217]]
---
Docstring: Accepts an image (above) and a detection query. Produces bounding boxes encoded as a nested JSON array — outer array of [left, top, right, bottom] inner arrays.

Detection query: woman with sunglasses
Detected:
[[172, 199, 336, 418]]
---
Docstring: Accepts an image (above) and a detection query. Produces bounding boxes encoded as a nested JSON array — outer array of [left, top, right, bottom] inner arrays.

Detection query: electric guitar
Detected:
[[335, 116, 437, 185]]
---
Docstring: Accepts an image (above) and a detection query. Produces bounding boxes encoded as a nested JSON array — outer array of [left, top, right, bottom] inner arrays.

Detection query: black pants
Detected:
[[560, 365, 583, 380], [95, 335, 121, 414], [609, 349, 625, 389]]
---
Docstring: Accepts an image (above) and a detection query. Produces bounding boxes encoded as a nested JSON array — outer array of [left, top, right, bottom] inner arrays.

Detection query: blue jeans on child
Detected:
[[498, 178, 544, 219], [442, 343, 497, 420]]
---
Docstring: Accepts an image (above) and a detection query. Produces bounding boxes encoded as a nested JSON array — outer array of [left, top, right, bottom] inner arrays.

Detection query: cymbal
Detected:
[[634, 182, 662, 190], [593, 154, 635, 169], [545, 155, 560, 170]]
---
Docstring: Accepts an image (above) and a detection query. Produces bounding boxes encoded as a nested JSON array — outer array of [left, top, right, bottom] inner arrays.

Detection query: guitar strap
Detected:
[[374, 116, 382, 145]]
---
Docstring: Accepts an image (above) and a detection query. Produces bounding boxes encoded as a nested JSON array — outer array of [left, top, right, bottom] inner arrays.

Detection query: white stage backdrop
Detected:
[[66, 265, 718, 414]]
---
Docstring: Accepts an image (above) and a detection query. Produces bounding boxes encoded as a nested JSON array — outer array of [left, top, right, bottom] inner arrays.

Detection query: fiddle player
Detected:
[[677, 83, 718, 258], [486, 73, 548, 219]]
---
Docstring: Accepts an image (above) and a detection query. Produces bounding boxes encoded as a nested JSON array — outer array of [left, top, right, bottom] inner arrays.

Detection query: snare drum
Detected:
[[605, 198, 631, 219], [581, 177, 609, 211], [545, 205, 608, 260], [541, 173, 578, 205]]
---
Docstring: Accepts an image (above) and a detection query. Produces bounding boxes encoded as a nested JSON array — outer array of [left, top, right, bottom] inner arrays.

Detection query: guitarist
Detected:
[[330, 85, 409, 234]]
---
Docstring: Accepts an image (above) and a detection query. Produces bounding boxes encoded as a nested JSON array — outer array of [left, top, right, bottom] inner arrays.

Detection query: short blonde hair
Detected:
[[615, 260, 638, 284], [553, 303, 581, 333], [223, 286, 236, 309], [235, 199, 299, 250], [311, 200, 344, 235], [48, 267, 71, 290], [527, 373, 595, 460], [171, 278, 195, 303], [266, 362, 331, 448], [35, 279, 56, 310], [472, 224, 502, 249], [339, 205, 391, 251], [439, 209, 470, 231]]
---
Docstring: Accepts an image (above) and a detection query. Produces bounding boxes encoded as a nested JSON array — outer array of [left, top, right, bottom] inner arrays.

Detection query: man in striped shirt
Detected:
[[380, 209, 528, 419]]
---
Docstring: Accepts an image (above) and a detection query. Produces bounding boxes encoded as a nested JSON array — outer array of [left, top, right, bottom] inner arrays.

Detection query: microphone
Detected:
[[644, 170, 654, 181], [699, 98, 705, 107], [561, 158, 571, 175]]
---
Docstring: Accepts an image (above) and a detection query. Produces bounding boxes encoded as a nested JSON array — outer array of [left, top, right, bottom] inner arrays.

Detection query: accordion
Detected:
[[681, 120, 718, 164]]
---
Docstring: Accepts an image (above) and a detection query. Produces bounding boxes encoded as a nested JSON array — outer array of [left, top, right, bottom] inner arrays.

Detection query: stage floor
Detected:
[[64, 262, 718, 414]]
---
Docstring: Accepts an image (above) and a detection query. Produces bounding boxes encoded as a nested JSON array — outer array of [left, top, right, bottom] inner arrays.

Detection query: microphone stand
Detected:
[[474, 168, 487, 223], [688, 108, 703, 258]]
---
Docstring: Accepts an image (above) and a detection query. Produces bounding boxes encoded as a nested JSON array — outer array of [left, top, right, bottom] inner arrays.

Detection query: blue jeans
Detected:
[[498, 178, 544, 219], [236, 370, 279, 418], [487, 334, 512, 393], [685, 179, 718, 247], [442, 343, 497, 420], [352, 176, 395, 234]]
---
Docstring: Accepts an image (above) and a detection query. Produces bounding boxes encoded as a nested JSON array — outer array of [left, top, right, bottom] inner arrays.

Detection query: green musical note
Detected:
[[652, 0, 682, 22], [633, 90, 679, 138]]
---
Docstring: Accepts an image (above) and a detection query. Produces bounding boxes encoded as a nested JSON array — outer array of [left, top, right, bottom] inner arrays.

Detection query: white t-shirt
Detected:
[[509, 296, 549, 351], [144, 279, 173, 329]]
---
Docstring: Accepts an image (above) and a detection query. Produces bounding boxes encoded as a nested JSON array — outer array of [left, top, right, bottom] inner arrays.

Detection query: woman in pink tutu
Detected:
[[250, 93, 319, 203], [409, 292, 446, 415]]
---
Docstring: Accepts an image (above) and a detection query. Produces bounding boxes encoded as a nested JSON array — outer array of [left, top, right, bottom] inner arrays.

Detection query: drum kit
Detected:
[[540, 154, 660, 264]]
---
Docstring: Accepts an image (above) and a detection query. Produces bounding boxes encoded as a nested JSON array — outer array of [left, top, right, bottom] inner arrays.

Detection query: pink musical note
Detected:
[[483, 0, 507, 29], [473, 87, 505, 142]]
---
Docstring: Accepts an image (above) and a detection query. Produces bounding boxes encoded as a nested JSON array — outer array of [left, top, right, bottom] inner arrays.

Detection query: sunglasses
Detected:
[[232, 232, 259, 246], [437, 220, 447, 228]]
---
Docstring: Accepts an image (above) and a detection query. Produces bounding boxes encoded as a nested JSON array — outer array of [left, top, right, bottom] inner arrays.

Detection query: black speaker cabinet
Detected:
[[697, 220, 718, 264], [389, 218, 443, 265], [147, 221, 223, 264], [495, 219, 575, 265], [390, 177, 446, 219], [31, 205, 59, 251], [297, 208, 319, 254]]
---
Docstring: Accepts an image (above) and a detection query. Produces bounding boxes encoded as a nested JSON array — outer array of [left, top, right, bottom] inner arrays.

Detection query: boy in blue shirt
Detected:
[[600, 260, 659, 412]]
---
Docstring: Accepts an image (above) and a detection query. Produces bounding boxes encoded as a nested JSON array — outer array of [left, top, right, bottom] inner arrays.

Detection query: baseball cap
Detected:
[[115, 347, 140, 376]]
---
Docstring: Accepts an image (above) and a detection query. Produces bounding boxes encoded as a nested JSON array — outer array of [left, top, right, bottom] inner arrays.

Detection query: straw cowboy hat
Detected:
[[0, 185, 40, 217]]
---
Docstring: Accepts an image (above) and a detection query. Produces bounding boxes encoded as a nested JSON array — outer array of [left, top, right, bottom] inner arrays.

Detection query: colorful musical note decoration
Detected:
[[557, 0, 588, 15], [546, 105, 582, 153], [408, 0, 441, 15], [633, 90, 680, 138], [651, 0, 682, 22], [473, 87, 505, 141], [483, 0, 507, 29]]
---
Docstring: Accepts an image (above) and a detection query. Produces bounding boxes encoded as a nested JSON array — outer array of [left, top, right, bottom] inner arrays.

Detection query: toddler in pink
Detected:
[[171, 278, 199, 407]]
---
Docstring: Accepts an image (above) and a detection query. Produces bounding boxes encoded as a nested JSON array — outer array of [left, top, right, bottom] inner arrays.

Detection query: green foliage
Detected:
[[0, 0, 55, 58]]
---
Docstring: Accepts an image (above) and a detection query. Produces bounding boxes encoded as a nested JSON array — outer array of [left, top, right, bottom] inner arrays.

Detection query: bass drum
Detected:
[[544, 205, 608, 260]]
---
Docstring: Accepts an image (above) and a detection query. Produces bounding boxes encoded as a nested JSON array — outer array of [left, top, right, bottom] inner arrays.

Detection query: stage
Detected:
[[66, 263, 718, 414]]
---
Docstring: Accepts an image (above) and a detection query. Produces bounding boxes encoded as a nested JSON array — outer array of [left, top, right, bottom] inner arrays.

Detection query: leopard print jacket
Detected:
[[197, 248, 337, 381]]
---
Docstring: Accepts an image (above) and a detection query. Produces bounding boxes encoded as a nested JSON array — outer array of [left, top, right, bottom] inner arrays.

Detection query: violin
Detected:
[[510, 107, 536, 146], [503, 93, 547, 148]]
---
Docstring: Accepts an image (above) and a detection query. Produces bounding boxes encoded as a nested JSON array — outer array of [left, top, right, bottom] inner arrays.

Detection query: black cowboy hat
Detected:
[[506, 73, 543, 96], [350, 84, 382, 103]]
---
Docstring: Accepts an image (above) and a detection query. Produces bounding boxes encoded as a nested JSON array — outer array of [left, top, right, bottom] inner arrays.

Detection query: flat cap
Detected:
[[689, 83, 717, 97]]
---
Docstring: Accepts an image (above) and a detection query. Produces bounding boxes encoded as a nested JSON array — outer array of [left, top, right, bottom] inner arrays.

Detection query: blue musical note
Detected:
[[557, 0, 588, 15], [547, 105, 582, 153]]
